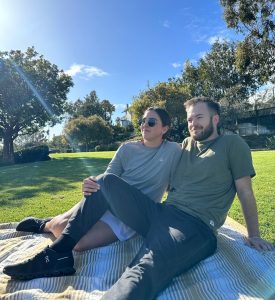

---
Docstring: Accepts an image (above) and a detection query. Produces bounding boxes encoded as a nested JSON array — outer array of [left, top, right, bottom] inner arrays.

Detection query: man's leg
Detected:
[[102, 206, 217, 300]]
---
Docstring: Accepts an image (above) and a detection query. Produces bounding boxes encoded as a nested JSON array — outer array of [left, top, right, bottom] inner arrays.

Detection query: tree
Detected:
[[49, 134, 70, 153], [129, 81, 190, 141], [220, 0, 275, 84], [112, 122, 134, 142], [101, 99, 115, 123], [68, 91, 115, 123], [182, 41, 257, 101], [180, 41, 256, 131], [0, 47, 73, 163], [64, 115, 113, 151], [115, 117, 121, 126], [14, 129, 49, 150], [180, 60, 204, 97], [130, 82, 189, 125], [69, 91, 103, 118]]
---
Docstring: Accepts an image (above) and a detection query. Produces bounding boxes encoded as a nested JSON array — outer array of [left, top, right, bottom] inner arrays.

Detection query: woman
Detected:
[[16, 107, 181, 251]]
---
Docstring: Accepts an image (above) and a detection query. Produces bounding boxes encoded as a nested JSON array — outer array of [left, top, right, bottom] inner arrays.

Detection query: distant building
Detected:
[[237, 86, 275, 136], [238, 123, 271, 136], [120, 104, 132, 127]]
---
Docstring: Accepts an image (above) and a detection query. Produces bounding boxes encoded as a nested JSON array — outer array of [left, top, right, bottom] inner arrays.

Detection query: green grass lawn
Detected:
[[228, 150, 275, 244], [0, 150, 274, 244], [0, 152, 115, 222]]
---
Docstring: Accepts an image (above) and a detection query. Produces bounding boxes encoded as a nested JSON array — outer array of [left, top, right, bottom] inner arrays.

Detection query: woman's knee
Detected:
[[74, 241, 86, 252]]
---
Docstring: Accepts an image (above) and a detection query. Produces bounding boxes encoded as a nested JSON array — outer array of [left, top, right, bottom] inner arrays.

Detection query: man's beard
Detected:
[[191, 118, 214, 141]]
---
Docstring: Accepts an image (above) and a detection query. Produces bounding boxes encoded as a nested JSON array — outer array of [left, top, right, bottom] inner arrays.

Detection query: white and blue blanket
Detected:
[[0, 219, 274, 299]]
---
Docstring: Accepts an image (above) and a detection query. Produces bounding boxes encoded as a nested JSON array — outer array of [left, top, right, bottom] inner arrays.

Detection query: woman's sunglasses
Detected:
[[139, 117, 158, 127]]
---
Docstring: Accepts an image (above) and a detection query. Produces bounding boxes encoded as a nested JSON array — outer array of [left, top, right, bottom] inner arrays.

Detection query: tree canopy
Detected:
[[0, 47, 73, 163], [49, 134, 70, 153], [129, 81, 189, 141], [130, 41, 259, 135], [64, 115, 113, 151], [181, 41, 257, 102], [68, 91, 115, 123], [130, 82, 189, 124], [220, 0, 275, 84]]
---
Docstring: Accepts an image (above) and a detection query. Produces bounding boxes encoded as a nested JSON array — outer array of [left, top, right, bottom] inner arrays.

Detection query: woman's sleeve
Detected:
[[105, 144, 125, 176]]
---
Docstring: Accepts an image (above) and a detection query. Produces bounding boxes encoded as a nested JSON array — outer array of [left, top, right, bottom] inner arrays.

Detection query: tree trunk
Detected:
[[2, 134, 15, 164]]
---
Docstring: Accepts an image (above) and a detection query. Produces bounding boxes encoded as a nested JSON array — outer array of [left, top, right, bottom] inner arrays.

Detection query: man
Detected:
[[4, 97, 273, 300]]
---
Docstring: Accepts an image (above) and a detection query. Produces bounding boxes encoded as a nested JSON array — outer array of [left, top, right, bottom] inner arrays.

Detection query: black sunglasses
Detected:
[[139, 117, 158, 127]]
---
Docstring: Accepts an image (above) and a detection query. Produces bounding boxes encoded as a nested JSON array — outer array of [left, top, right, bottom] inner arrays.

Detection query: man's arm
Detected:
[[235, 176, 274, 251]]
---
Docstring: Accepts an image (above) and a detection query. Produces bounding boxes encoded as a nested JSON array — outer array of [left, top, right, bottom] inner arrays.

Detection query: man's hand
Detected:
[[244, 236, 274, 251], [82, 176, 101, 196]]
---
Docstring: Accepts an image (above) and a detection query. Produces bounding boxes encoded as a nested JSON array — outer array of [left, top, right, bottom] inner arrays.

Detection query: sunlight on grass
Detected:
[[0, 153, 113, 222], [52, 151, 115, 159]]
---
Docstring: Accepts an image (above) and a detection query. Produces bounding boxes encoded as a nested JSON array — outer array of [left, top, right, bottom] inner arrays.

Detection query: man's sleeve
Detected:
[[228, 135, 256, 180], [168, 143, 182, 183]]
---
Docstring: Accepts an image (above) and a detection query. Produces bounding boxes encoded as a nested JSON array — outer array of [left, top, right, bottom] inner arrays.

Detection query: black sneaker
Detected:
[[3, 246, 75, 280], [16, 217, 52, 233]]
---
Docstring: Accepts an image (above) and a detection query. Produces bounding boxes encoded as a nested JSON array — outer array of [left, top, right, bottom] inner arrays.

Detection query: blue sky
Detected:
[[0, 0, 239, 137]]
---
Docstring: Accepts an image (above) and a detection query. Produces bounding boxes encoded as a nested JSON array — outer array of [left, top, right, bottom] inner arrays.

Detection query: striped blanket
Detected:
[[0, 219, 274, 299]]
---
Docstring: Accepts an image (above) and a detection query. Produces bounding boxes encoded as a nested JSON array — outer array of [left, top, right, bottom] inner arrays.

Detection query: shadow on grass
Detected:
[[0, 157, 112, 208]]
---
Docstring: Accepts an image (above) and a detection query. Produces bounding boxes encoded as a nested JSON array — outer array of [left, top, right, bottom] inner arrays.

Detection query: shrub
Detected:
[[107, 142, 121, 151], [94, 144, 108, 152], [94, 142, 121, 152], [14, 145, 51, 164]]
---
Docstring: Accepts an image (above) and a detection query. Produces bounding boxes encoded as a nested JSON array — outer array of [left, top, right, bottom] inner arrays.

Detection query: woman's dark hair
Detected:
[[144, 107, 171, 127]]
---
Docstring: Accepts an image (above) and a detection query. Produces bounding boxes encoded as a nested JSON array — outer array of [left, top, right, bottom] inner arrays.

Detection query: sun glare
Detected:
[[0, 2, 16, 44], [0, 2, 12, 26]]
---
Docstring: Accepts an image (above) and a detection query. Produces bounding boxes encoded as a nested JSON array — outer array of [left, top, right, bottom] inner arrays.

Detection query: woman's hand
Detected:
[[82, 176, 101, 196]]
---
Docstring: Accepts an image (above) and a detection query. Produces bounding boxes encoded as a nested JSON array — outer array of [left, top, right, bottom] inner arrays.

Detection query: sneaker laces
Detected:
[[26, 247, 50, 263]]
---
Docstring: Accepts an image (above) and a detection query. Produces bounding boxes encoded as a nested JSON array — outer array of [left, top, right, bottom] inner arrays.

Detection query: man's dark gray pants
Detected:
[[62, 173, 217, 300]]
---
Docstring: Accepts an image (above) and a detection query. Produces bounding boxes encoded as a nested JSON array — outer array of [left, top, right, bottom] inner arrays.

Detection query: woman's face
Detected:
[[140, 110, 168, 143]]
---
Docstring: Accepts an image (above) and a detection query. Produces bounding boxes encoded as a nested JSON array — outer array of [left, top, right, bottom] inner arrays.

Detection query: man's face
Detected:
[[186, 102, 218, 142]]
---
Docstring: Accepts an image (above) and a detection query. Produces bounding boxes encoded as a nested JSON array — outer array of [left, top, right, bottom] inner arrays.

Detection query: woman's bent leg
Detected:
[[45, 202, 81, 237], [45, 203, 118, 251], [74, 221, 118, 251]]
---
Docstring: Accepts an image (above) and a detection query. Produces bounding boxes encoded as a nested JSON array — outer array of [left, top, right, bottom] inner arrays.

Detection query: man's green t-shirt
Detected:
[[165, 134, 255, 231]]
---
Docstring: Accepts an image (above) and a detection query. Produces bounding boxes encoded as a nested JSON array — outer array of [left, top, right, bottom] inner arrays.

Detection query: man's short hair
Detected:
[[184, 97, 220, 116]]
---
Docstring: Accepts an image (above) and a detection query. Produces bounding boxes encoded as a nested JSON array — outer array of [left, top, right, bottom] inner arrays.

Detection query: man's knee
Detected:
[[99, 173, 120, 186], [98, 173, 123, 202]]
